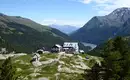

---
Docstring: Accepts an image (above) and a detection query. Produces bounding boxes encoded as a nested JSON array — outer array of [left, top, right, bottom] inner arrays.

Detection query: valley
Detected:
[[0, 3, 130, 80]]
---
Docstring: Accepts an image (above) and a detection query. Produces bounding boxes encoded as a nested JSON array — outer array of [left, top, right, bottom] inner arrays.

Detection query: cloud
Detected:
[[40, 0, 130, 27], [41, 19, 87, 27], [79, 0, 92, 4], [78, 0, 130, 15], [79, 0, 110, 4]]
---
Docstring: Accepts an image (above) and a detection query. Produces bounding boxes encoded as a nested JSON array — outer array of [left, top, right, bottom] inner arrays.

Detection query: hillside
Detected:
[[70, 7, 130, 45], [0, 13, 71, 53], [0, 53, 102, 80]]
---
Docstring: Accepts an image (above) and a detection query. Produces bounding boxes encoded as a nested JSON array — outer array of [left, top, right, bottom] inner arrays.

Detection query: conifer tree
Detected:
[[84, 63, 102, 80], [0, 57, 17, 80], [102, 36, 130, 80]]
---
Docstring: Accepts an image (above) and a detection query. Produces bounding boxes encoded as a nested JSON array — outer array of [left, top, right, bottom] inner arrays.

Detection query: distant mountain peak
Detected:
[[70, 7, 130, 44], [107, 7, 130, 23], [110, 7, 130, 15], [0, 13, 6, 16], [50, 24, 79, 34], [115, 7, 130, 11]]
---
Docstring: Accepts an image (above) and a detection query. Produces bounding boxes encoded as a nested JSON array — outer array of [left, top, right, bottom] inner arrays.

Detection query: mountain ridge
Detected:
[[70, 7, 130, 45], [0, 13, 71, 53]]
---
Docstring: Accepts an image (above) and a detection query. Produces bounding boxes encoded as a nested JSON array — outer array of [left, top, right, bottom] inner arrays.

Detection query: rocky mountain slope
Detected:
[[70, 7, 130, 44], [0, 13, 71, 53]]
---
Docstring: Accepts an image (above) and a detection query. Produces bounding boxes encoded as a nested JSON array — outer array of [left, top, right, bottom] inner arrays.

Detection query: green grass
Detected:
[[40, 57, 48, 61], [41, 53, 58, 59], [60, 57, 71, 64], [13, 55, 32, 62], [0, 53, 103, 80], [41, 62, 59, 74], [12, 55, 35, 79], [78, 53, 89, 58], [56, 73, 85, 80]]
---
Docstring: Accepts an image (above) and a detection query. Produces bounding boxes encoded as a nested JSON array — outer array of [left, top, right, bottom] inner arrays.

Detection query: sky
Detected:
[[0, 0, 130, 27]]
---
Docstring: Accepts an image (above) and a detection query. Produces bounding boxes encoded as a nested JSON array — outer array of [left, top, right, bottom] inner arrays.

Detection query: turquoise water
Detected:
[[82, 42, 97, 50]]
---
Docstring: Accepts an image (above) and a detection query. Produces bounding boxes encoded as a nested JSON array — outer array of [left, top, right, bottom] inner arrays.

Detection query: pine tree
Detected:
[[84, 63, 103, 80], [101, 36, 130, 80], [84, 36, 130, 80], [0, 57, 17, 80]]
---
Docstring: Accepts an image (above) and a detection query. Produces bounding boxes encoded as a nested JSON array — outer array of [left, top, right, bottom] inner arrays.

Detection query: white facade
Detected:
[[51, 44, 62, 52], [63, 42, 79, 53], [55, 44, 62, 48]]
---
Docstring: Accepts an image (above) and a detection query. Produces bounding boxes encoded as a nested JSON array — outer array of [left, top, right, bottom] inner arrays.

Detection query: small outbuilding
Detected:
[[79, 50, 85, 54], [30, 53, 41, 62], [51, 44, 62, 53], [36, 49, 44, 54]]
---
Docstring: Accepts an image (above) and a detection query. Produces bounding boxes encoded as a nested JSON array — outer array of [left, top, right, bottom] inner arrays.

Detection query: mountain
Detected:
[[70, 7, 130, 45], [50, 24, 79, 34], [0, 13, 72, 53]]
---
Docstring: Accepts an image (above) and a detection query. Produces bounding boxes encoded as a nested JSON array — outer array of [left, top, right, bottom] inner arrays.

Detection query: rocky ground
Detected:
[[0, 53, 102, 80]]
